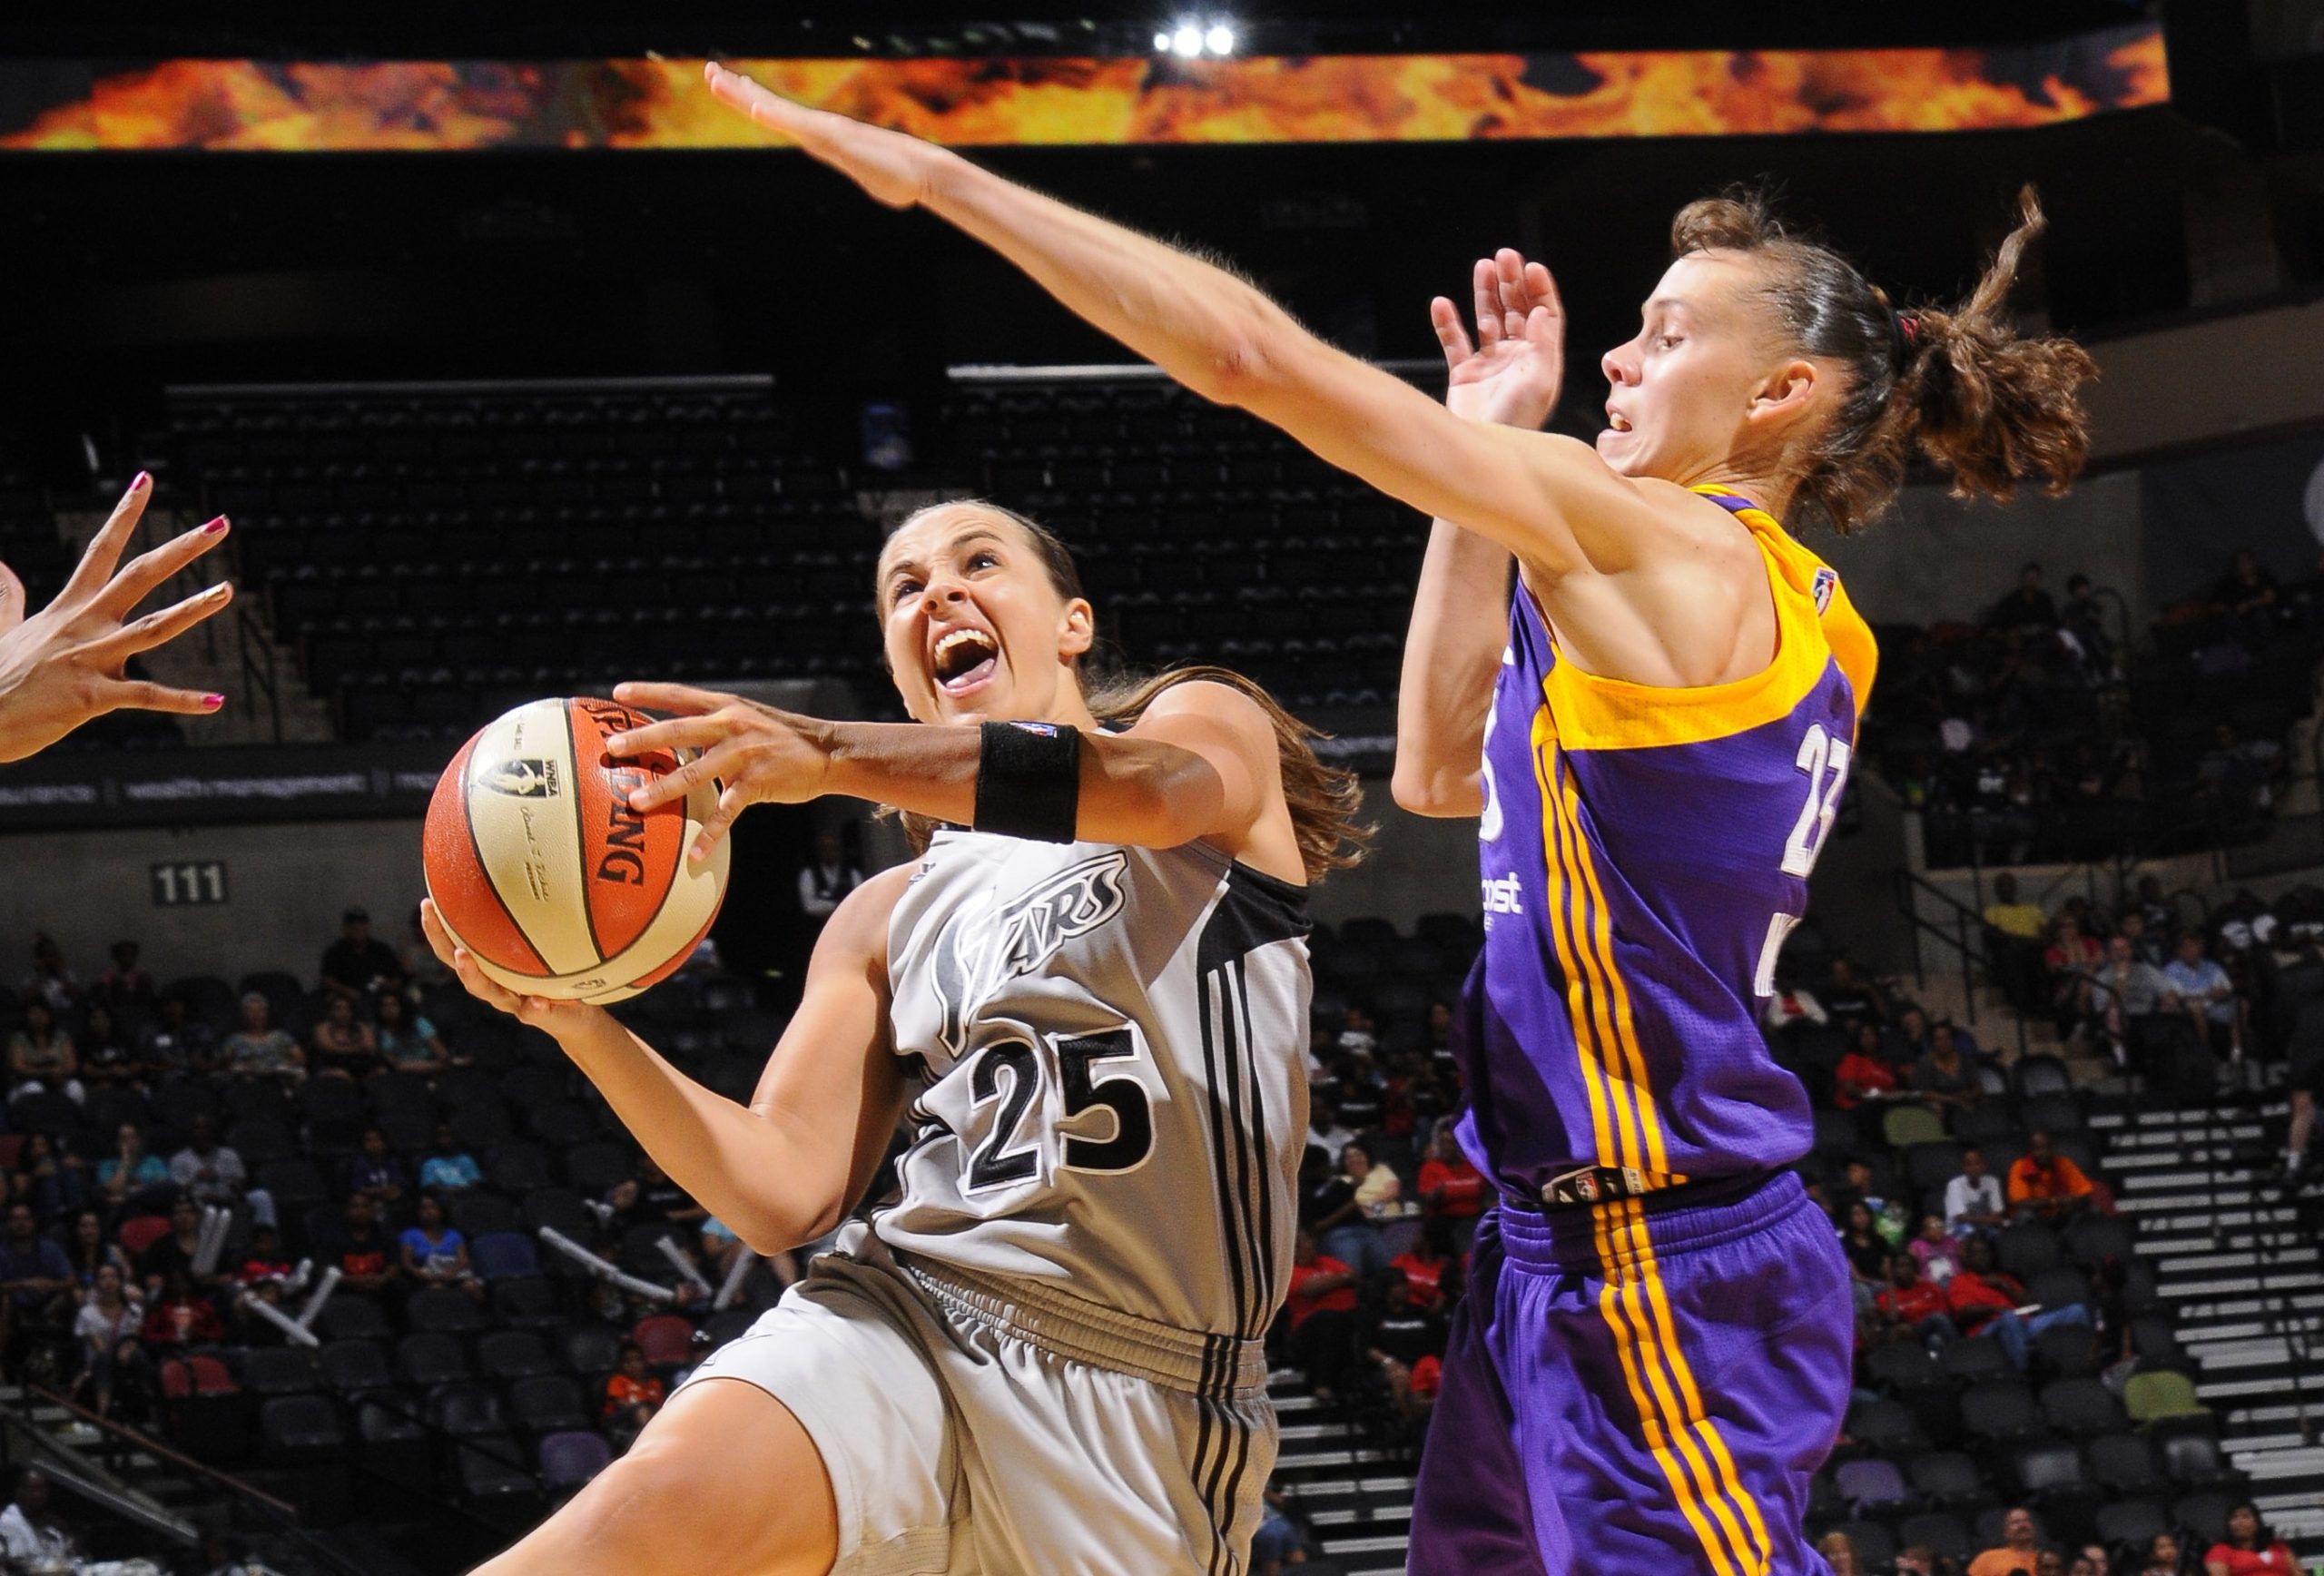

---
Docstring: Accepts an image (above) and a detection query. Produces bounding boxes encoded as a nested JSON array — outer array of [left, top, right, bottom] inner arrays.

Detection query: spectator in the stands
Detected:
[[1424, 998, 1454, 1061], [1416, 1121, 1485, 1234], [94, 941, 154, 1013], [345, 1128, 409, 1214], [1894, 1545, 1937, 1576], [634, 1155, 706, 1228], [1391, 1216, 1461, 1312], [1969, 1506, 2047, 1576], [319, 1195, 398, 1297], [1833, 1023, 1900, 1116], [2044, 914, 2105, 1034], [62, 1207, 132, 1294], [419, 1123, 482, 1194], [1839, 1202, 1889, 1310], [2216, 548, 2280, 642], [1984, 872, 2050, 1010], [1911, 1021, 1983, 1111], [1874, 1252, 1955, 1350], [222, 993, 304, 1086], [2115, 909, 2166, 968], [78, 1006, 140, 1090], [1358, 1268, 1446, 1425], [2164, 931, 2245, 1059], [0, 1202, 73, 1345], [374, 990, 457, 1074], [2199, 722, 2282, 812], [398, 902, 452, 999], [139, 995, 216, 1076], [1945, 1148, 2009, 1237], [170, 1115, 272, 1226], [140, 1267, 222, 1350], [11, 1132, 88, 1223], [2063, 574, 2112, 667], [1907, 1213, 1965, 1285], [232, 1225, 294, 1292], [1886, 1003, 1933, 1064], [0, 1469, 74, 1568], [1762, 980, 1829, 1035], [399, 1192, 481, 1299], [310, 993, 381, 1079], [1305, 1093, 1354, 1167], [320, 907, 404, 1003], [795, 828, 864, 923], [2136, 1533, 2191, 1576], [1827, 1156, 1886, 1223], [2204, 1501, 2296, 1574], [1285, 1226, 1360, 1405], [1817, 1530, 1862, 1576], [2091, 933, 2179, 1066], [1250, 1480, 1313, 1575], [7, 1000, 83, 1107], [1819, 959, 1886, 1039], [1331, 1056, 1387, 1133], [603, 1339, 667, 1449], [1303, 1146, 1384, 1278], [1946, 1235, 2091, 1368], [73, 1262, 145, 1420], [1991, 562, 2059, 632], [136, 1197, 212, 1295], [2009, 1129, 2095, 1219], [20, 935, 80, 1015], [2073, 1548, 2106, 1576], [1344, 1138, 1400, 1216]]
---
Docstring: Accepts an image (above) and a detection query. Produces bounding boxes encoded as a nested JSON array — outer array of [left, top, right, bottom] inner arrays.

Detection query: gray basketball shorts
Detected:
[[678, 1223, 1275, 1576]]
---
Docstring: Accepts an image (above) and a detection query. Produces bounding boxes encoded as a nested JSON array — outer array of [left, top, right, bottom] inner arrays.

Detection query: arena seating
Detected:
[[164, 373, 1426, 742]]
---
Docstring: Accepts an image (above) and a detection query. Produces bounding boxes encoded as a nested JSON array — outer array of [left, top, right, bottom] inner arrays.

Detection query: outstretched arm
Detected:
[[1393, 253, 1563, 818], [420, 872, 909, 1254], [703, 63, 1668, 580], [606, 676, 1301, 879], [0, 475, 233, 763]]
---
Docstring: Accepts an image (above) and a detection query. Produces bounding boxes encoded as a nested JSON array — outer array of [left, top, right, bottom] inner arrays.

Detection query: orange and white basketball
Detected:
[[422, 696, 729, 1004]]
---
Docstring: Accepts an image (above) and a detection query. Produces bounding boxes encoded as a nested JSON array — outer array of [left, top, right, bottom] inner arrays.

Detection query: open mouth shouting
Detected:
[[930, 625, 1000, 699]]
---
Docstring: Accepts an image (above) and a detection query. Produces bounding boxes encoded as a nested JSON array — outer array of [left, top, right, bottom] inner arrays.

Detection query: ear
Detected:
[[1746, 357, 1821, 428], [1059, 597, 1094, 661]]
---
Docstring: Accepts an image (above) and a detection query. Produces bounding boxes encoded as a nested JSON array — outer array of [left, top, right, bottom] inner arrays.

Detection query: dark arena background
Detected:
[[0, 1, 2322, 1571]]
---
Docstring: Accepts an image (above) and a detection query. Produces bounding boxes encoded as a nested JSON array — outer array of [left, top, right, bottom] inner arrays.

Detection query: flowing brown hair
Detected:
[[878, 499, 1370, 882], [1670, 184, 2096, 534]]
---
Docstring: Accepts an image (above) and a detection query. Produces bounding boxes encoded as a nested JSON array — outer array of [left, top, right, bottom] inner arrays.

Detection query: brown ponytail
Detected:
[[880, 500, 1373, 882], [1670, 184, 2096, 533]]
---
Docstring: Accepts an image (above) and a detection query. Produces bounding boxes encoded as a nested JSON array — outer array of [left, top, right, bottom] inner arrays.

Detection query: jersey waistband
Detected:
[[1493, 1169, 1808, 1271], [899, 1252, 1270, 1401]]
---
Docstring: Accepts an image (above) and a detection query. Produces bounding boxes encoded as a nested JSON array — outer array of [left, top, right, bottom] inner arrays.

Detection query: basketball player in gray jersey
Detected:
[[421, 499, 1366, 1576]]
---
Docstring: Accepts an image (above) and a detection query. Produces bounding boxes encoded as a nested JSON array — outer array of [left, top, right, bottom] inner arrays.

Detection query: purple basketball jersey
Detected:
[[1457, 486, 1878, 1200]]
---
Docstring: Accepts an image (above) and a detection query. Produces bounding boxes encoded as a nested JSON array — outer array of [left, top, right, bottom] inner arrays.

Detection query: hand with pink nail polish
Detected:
[[0, 473, 237, 763]]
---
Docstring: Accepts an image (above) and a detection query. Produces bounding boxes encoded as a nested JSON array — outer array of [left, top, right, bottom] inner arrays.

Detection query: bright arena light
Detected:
[[1154, 30, 1173, 51], [1169, 24, 1205, 57], [1204, 24, 1236, 54]]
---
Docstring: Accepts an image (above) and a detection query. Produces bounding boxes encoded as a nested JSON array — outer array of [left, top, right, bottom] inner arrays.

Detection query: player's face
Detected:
[[1598, 251, 1802, 484], [878, 507, 1094, 727]]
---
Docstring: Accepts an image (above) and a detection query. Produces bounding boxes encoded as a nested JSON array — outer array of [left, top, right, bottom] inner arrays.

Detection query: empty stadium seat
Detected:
[[1894, 1511, 1974, 1563], [537, 1429, 613, 1492], [1905, 1452, 1990, 1512], [2040, 1377, 2124, 1438], [1834, 1457, 1913, 1515], [319, 1338, 394, 1397], [2124, 1370, 2212, 1431], [489, 1276, 565, 1330], [2086, 1433, 2162, 1495], [259, 1395, 347, 1463], [472, 1232, 542, 1283], [509, 1375, 593, 1436], [1960, 1381, 2044, 1443], [478, 1330, 558, 1382], [239, 1347, 319, 1397], [396, 1332, 470, 1387], [631, 1314, 695, 1370], [407, 1287, 489, 1335], [2093, 1497, 2166, 1550]]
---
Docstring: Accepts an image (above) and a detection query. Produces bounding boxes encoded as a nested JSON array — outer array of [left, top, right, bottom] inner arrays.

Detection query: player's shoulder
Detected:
[[1127, 673, 1279, 742], [816, 864, 914, 954]]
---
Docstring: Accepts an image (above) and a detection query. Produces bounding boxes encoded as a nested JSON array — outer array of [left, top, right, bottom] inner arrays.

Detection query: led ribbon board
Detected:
[[0, 26, 2165, 151]]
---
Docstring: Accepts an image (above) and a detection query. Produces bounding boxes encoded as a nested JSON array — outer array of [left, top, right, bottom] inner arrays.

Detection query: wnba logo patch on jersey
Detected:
[[1811, 566, 1838, 616], [930, 851, 1129, 1055]]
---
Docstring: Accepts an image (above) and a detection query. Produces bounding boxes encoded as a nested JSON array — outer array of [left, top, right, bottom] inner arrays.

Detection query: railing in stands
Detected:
[[1892, 870, 2030, 1060], [0, 1394, 197, 1551], [15, 1384, 371, 1575]]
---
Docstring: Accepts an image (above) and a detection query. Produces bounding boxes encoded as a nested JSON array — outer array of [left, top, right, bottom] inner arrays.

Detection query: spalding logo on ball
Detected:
[[423, 696, 730, 1003]]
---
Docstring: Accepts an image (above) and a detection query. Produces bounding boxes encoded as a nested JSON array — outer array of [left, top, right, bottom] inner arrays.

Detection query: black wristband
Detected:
[[973, 721, 1082, 842]]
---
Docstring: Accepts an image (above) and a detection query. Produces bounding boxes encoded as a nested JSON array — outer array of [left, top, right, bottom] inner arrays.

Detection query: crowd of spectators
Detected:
[[1871, 551, 2321, 871]]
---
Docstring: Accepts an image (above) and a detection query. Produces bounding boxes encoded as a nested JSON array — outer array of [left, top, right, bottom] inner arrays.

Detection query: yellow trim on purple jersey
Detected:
[[1536, 485, 1876, 752]]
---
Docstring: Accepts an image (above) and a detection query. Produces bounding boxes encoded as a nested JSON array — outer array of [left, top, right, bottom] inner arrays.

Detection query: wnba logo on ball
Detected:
[[484, 758, 561, 798]]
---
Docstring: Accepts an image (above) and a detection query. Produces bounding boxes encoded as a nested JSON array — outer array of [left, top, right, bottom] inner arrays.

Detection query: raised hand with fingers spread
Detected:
[[1433, 249, 1565, 431], [0, 474, 232, 763]]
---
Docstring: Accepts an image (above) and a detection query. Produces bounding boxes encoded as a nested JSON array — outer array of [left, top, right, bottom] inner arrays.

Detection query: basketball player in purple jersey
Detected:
[[701, 65, 2095, 1573]]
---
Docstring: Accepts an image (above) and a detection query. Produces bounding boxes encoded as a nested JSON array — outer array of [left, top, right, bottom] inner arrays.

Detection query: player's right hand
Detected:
[[419, 899, 598, 1037], [1432, 250, 1564, 433], [0, 473, 232, 763]]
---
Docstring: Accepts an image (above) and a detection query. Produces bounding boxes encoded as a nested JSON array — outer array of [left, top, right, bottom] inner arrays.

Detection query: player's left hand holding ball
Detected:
[[0, 474, 234, 763], [603, 682, 833, 862]]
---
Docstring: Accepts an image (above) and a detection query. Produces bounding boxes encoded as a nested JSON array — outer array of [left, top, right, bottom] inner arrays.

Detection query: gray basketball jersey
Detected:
[[876, 827, 1312, 1339]]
